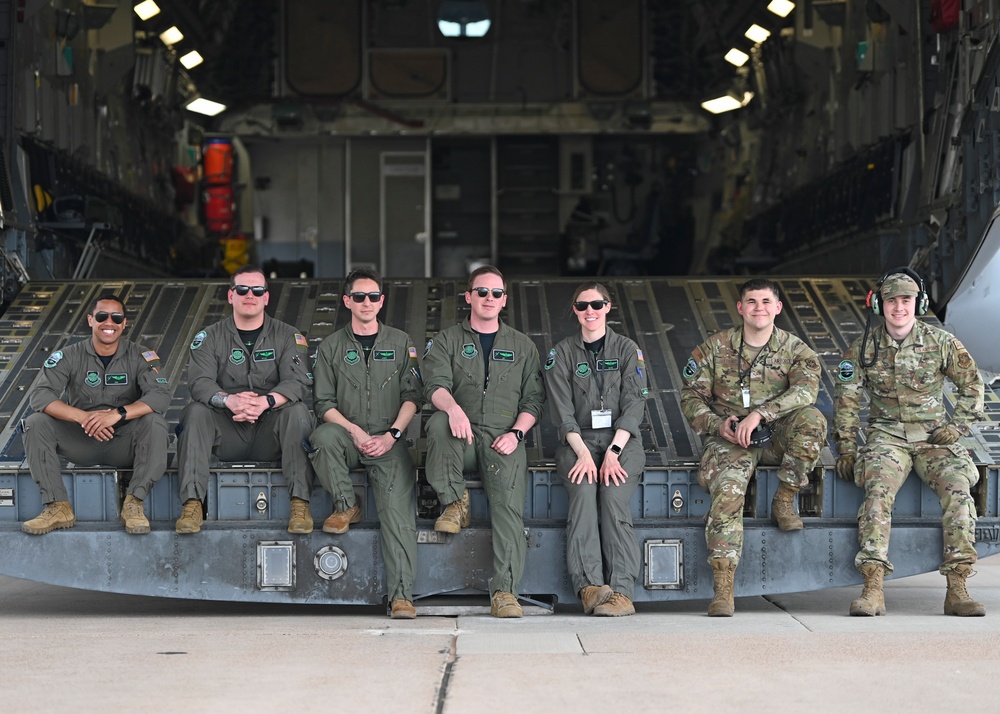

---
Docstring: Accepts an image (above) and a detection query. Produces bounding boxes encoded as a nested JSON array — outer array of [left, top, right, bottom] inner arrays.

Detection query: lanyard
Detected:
[[738, 333, 769, 388]]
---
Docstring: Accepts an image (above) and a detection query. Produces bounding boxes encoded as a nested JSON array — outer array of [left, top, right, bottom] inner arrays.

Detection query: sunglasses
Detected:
[[349, 292, 383, 303], [93, 311, 125, 324], [233, 285, 267, 297], [573, 300, 609, 312], [472, 288, 506, 299]]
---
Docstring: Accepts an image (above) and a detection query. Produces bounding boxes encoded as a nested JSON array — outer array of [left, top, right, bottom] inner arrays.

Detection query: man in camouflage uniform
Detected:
[[308, 267, 423, 619], [175, 265, 315, 535], [680, 278, 826, 616], [834, 271, 986, 617], [422, 265, 545, 618], [22, 292, 170, 536]]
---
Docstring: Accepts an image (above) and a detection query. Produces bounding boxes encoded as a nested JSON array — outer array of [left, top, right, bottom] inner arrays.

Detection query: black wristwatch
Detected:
[[510, 429, 524, 442], [116, 406, 128, 425], [388, 427, 403, 441], [265, 394, 276, 410], [609, 443, 622, 455]]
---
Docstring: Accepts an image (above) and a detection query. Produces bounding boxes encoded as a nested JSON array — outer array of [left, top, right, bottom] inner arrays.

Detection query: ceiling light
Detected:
[[725, 48, 750, 67], [437, 0, 491, 38], [745, 24, 771, 43], [180, 50, 204, 69], [185, 97, 227, 116], [159, 26, 184, 47], [767, 0, 795, 18], [133, 1, 160, 21], [700, 91, 754, 114]]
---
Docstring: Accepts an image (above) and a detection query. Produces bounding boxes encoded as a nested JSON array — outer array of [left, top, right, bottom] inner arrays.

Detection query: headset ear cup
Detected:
[[870, 291, 881, 315]]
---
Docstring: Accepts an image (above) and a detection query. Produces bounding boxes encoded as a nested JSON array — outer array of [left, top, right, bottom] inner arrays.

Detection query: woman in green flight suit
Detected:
[[542, 283, 649, 616]]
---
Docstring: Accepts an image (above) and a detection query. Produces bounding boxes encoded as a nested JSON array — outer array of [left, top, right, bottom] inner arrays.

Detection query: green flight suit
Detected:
[[178, 314, 314, 502], [542, 327, 648, 598], [25, 338, 170, 503], [308, 323, 423, 602], [833, 320, 983, 574], [422, 318, 546, 596]]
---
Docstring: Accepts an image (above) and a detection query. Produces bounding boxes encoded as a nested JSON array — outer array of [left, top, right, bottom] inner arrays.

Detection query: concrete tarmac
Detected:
[[3, 555, 999, 714]]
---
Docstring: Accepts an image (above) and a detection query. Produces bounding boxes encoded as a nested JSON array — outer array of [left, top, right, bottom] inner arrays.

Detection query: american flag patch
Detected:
[[636, 349, 644, 362], [142, 350, 159, 362], [295, 333, 308, 347], [409, 346, 418, 358]]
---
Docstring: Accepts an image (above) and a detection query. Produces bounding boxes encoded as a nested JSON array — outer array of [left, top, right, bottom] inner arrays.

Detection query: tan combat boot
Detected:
[[490, 591, 523, 618], [708, 559, 736, 617], [287, 497, 313, 534], [593, 592, 635, 617], [21, 501, 76, 535], [434, 489, 470, 534], [390, 599, 417, 619], [944, 564, 986, 617], [770, 482, 803, 531], [175, 499, 204, 534], [850, 562, 886, 616], [579, 584, 614, 615], [120, 494, 150, 535], [322, 502, 361, 534]]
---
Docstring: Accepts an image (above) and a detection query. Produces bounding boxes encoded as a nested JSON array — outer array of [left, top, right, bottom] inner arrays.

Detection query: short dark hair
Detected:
[[90, 292, 126, 316], [230, 265, 267, 289], [739, 278, 780, 302], [467, 265, 505, 292], [344, 267, 383, 295]]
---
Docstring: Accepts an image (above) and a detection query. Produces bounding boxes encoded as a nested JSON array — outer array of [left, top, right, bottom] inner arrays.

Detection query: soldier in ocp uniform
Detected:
[[307, 268, 423, 619], [422, 266, 545, 618], [834, 270, 986, 617], [680, 278, 826, 617], [175, 265, 315, 535], [22, 292, 170, 536], [543, 283, 648, 617]]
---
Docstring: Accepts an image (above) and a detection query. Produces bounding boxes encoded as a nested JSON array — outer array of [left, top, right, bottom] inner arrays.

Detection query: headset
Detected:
[[866, 266, 929, 316]]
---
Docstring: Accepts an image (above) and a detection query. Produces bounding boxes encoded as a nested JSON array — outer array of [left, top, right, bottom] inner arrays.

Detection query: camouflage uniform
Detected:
[[680, 327, 826, 565], [422, 318, 546, 597], [833, 312, 983, 575], [542, 327, 648, 598]]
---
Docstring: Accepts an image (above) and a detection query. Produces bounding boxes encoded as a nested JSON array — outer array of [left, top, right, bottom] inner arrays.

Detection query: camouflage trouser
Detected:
[[698, 406, 826, 565], [855, 436, 979, 574]]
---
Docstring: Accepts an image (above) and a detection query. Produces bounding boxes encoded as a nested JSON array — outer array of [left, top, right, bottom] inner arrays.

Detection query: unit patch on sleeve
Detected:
[[43, 351, 63, 368], [682, 357, 698, 379], [544, 348, 556, 370], [838, 359, 856, 382]]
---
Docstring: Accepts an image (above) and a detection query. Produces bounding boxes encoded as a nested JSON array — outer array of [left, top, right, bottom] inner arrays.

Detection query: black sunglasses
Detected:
[[93, 311, 125, 324], [573, 300, 609, 312], [349, 292, 383, 303], [472, 288, 506, 299], [233, 285, 267, 297]]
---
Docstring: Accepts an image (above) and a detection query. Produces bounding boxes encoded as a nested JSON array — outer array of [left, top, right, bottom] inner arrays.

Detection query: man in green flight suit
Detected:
[[422, 266, 546, 618], [22, 292, 170, 536], [175, 265, 315, 535], [308, 267, 424, 619], [834, 270, 986, 617]]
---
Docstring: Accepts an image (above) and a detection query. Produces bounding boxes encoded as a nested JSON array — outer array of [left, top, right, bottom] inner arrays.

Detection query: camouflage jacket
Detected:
[[833, 320, 984, 454], [680, 326, 821, 437]]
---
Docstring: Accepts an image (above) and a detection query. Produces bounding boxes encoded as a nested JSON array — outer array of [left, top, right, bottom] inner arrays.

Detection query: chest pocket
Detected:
[[904, 347, 941, 392]]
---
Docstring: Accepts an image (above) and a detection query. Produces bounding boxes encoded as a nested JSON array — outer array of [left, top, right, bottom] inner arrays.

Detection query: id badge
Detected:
[[741, 387, 751, 409], [591, 409, 613, 429]]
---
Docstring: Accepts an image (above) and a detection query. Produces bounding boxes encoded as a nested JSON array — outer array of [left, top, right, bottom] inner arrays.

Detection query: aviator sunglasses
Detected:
[[233, 285, 268, 297], [349, 292, 383, 303], [472, 287, 506, 299], [93, 311, 125, 324], [573, 300, 609, 312]]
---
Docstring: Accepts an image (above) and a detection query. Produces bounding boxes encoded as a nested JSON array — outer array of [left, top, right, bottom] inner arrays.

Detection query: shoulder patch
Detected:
[[142, 350, 159, 362], [682, 356, 698, 379], [295, 333, 308, 347], [838, 359, 856, 382], [423, 339, 433, 357], [957, 351, 972, 369], [44, 351, 64, 368], [544, 348, 556, 370], [190, 330, 207, 350], [408, 346, 418, 359]]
